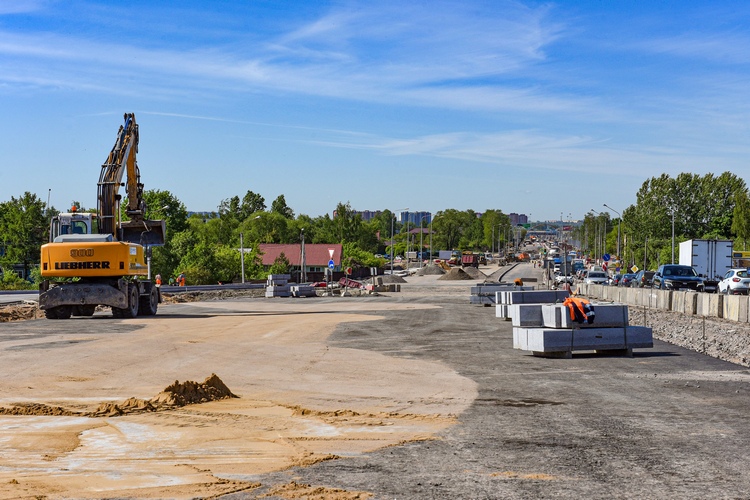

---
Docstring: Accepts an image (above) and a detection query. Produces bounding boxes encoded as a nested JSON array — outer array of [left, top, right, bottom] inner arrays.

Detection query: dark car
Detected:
[[631, 270, 655, 288], [619, 273, 637, 287], [652, 264, 703, 291]]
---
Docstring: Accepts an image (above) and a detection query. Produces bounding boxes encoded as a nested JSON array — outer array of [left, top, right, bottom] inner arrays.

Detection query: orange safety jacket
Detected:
[[562, 297, 596, 324]]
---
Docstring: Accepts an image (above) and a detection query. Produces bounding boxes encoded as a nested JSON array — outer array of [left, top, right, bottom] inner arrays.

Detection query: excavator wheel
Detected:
[[138, 286, 158, 316], [112, 284, 139, 318], [45, 306, 72, 320]]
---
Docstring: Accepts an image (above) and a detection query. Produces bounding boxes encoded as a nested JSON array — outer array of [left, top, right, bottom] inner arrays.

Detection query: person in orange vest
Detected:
[[178, 272, 186, 286], [562, 296, 595, 324], [155, 274, 162, 287]]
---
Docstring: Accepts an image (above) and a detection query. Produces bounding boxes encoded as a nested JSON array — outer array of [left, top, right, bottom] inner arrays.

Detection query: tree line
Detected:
[[0, 189, 517, 287], [573, 171, 750, 270], [2, 170, 748, 287]]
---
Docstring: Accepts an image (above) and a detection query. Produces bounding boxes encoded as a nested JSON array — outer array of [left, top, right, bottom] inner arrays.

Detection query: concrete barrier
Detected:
[[723, 295, 749, 323], [573, 282, 748, 324], [515, 326, 653, 354], [510, 304, 543, 327]]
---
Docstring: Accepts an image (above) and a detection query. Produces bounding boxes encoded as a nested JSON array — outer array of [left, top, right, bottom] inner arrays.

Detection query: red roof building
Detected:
[[258, 243, 343, 272]]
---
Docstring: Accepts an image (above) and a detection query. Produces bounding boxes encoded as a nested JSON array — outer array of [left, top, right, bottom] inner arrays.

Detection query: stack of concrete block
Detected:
[[290, 284, 316, 297], [470, 283, 535, 306], [265, 274, 291, 298], [365, 276, 400, 292], [510, 299, 653, 358], [496, 289, 570, 319]]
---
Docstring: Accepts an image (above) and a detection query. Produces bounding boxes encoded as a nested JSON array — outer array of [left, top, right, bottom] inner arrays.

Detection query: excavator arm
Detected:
[[97, 113, 164, 246]]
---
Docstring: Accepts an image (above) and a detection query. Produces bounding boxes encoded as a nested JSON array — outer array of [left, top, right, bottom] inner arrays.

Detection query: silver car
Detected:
[[585, 271, 609, 285], [718, 268, 750, 295]]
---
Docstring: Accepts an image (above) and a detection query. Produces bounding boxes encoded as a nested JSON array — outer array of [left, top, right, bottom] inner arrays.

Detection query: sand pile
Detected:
[[416, 264, 445, 276], [151, 373, 237, 407], [0, 304, 44, 322], [438, 268, 474, 281], [380, 274, 407, 284], [1, 374, 238, 418], [0, 403, 81, 416], [460, 266, 487, 279]]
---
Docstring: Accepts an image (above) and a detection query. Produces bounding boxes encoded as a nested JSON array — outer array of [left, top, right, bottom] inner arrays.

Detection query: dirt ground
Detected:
[[0, 290, 475, 499], [2, 264, 750, 499]]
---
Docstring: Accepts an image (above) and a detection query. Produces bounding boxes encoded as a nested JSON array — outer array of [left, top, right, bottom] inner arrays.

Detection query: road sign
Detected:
[[602, 262, 608, 271], [328, 248, 335, 259], [328, 259, 335, 269], [631, 265, 639, 273], [345, 266, 352, 275], [602, 253, 611, 262], [615, 267, 621, 273]]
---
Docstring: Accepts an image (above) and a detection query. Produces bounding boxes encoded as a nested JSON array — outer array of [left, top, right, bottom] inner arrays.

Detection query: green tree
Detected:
[[732, 189, 750, 250], [0, 192, 48, 278], [269, 252, 290, 275], [270, 194, 294, 219]]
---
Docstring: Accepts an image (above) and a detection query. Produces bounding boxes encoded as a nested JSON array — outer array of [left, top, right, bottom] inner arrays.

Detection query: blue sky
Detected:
[[0, 0, 748, 222]]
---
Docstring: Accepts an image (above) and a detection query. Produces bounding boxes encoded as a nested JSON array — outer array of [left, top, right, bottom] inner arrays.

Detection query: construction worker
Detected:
[[155, 274, 162, 287], [178, 272, 186, 286]]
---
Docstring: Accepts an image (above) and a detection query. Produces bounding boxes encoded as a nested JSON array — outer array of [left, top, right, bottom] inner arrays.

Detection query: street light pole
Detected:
[[672, 205, 674, 264], [240, 232, 245, 283], [419, 214, 430, 268], [603, 203, 621, 260], [390, 207, 408, 273]]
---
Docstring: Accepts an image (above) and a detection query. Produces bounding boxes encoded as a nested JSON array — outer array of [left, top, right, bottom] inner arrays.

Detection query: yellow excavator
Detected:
[[39, 113, 166, 319]]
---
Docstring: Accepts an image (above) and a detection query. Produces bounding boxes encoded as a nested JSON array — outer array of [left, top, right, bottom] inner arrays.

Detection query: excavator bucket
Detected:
[[119, 219, 166, 246]]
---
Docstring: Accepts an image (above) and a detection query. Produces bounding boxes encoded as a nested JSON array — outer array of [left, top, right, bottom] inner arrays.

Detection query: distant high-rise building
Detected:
[[400, 211, 432, 226], [353, 210, 382, 221], [509, 212, 528, 226]]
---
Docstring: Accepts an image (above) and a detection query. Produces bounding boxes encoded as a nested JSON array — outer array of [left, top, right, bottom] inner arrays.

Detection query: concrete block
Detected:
[[470, 295, 495, 305], [516, 325, 653, 353], [500, 290, 570, 305], [513, 327, 527, 349], [654, 289, 672, 311], [708, 293, 724, 318], [268, 274, 291, 281], [694, 293, 704, 316], [495, 304, 510, 319], [290, 285, 316, 297], [723, 295, 748, 322], [510, 304, 544, 327]]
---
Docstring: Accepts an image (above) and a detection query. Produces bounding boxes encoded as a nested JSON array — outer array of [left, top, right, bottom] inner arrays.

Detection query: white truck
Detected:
[[678, 239, 733, 293]]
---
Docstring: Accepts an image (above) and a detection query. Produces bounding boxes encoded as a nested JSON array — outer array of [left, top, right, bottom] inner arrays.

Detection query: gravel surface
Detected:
[[226, 265, 750, 499]]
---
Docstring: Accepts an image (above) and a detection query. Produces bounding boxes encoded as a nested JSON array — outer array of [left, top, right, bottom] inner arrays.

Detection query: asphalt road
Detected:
[[225, 267, 750, 499]]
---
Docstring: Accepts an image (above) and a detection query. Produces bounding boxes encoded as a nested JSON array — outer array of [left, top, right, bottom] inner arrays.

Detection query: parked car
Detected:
[[619, 273, 637, 287], [717, 268, 750, 295], [609, 273, 622, 286], [631, 270, 655, 288], [652, 265, 703, 291], [585, 271, 609, 285]]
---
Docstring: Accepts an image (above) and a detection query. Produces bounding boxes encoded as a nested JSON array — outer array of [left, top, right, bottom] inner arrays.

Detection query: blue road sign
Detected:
[[328, 259, 335, 269], [602, 253, 611, 262]]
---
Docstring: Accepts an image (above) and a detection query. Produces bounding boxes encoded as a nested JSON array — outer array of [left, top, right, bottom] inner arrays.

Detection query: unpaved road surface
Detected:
[[2, 263, 750, 498]]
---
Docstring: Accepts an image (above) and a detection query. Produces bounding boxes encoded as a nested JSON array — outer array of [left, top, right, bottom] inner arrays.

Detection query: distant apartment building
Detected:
[[400, 211, 432, 226], [353, 210, 382, 221], [509, 213, 528, 226]]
